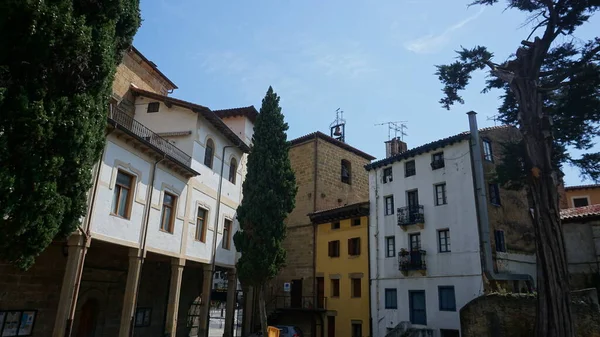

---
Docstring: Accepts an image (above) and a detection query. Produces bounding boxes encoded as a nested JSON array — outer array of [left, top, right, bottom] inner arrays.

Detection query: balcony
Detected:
[[397, 205, 425, 230], [270, 295, 327, 312], [107, 106, 199, 177], [399, 249, 427, 275]]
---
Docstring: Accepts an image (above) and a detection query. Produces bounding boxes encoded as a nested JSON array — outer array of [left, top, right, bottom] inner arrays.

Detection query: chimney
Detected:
[[385, 137, 407, 158]]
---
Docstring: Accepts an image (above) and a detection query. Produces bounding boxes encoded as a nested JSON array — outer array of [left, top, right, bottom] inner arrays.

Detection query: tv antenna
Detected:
[[487, 114, 501, 126], [375, 121, 408, 141]]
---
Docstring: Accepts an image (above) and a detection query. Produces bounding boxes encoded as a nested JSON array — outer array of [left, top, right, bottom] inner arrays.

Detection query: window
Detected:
[[438, 286, 456, 311], [134, 307, 152, 327], [112, 170, 135, 218], [386, 236, 396, 257], [494, 230, 506, 252], [160, 192, 176, 233], [489, 183, 501, 205], [431, 152, 444, 169], [405, 160, 416, 177], [222, 219, 232, 250], [410, 233, 421, 251], [147, 102, 160, 113], [328, 240, 340, 257], [204, 139, 215, 168], [351, 322, 362, 337], [483, 139, 493, 162], [341, 159, 352, 184], [348, 238, 361, 256], [440, 329, 460, 337], [352, 218, 361, 226], [385, 289, 398, 309], [351, 278, 361, 298], [385, 196, 395, 215], [331, 279, 340, 297], [573, 197, 589, 207], [228, 158, 237, 184], [332, 221, 340, 230], [435, 183, 447, 205], [383, 167, 393, 183], [409, 290, 427, 325], [196, 207, 208, 242], [438, 229, 451, 253]]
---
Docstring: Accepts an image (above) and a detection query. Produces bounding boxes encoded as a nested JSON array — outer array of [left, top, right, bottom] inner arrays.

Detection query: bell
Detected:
[[333, 126, 342, 136]]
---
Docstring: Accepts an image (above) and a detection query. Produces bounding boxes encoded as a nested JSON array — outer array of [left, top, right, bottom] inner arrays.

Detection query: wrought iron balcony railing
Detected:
[[397, 205, 425, 227], [398, 249, 427, 271], [108, 106, 192, 167]]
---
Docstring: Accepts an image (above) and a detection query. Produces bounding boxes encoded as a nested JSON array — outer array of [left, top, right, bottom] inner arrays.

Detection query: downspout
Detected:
[[467, 111, 533, 285], [312, 134, 319, 337], [366, 214, 373, 337], [373, 169, 381, 333], [130, 154, 166, 336], [204, 144, 236, 337], [64, 129, 113, 337]]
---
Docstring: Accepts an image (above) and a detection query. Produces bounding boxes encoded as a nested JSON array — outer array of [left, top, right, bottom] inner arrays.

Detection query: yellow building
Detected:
[[564, 184, 600, 208], [310, 201, 370, 337]]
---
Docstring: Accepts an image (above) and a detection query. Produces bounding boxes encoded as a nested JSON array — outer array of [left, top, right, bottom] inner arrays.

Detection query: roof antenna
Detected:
[[487, 114, 501, 126], [374, 121, 408, 141], [330, 108, 346, 142]]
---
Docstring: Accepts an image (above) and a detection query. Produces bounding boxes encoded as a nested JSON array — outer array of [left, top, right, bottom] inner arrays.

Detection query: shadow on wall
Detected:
[[460, 289, 600, 337]]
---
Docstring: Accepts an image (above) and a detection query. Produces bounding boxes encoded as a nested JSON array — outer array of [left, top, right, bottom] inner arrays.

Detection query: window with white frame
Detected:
[[385, 195, 394, 215], [385, 236, 396, 257], [435, 183, 447, 206], [383, 167, 393, 183], [483, 139, 493, 162], [438, 229, 450, 253]]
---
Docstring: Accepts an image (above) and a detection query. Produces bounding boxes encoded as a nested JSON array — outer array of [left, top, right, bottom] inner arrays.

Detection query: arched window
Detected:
[[204, 139, 214, 168], [228, 158, 237, 184], [341, 159, 351, 184]]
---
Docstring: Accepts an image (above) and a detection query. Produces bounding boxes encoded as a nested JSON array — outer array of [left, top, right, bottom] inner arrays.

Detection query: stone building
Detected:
[[563, 184, 600, 208], [561, 204, 600, 290], [261, 131, 374, 337], [0, 46, 255, 337], [366, 112, 536, 337]]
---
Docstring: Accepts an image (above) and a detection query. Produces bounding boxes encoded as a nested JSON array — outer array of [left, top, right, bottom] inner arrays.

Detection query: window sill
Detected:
[[491, 203, 502, 207], [195, 238, 206, 243], [435, 203, 448, 207], [110, 213, 131, 220], [385, 214, 394, 216], [439, 251, 451, 254], [159, 229, 174, 235], [348, 255, 360, 259], [439, 309, 456, 312]]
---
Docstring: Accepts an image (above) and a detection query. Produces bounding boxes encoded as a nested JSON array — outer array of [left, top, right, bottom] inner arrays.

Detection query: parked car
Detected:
[[247, 325, 303, 337]]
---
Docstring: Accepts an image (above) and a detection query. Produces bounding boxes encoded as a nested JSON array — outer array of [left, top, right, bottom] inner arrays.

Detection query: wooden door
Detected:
[[327, 316, 335, 337], [317, 277, 325, 309], [291, 279, 302, 308], [76, 299, 99, 337]]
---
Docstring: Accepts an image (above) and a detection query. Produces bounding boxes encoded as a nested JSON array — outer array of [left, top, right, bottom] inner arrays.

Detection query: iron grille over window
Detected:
[[397, 205, 425, 226]]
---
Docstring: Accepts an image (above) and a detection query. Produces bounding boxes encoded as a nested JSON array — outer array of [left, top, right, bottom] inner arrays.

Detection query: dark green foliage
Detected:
[[437, 2, 600, 183], [0, 0, 140, 269], [234, 87, 297, 287]]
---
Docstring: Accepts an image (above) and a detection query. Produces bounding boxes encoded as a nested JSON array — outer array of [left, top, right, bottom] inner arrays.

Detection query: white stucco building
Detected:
[[367, 113, 537, 337]]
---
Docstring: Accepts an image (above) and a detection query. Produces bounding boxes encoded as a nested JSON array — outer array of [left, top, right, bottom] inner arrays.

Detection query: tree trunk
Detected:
[[510, 61, 575, 337], [258, 284, 268, 337]]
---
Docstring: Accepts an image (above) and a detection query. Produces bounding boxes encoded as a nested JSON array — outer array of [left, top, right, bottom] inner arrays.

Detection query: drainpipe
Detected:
[[366, 214, 373, 337], [130, 155, 166, 336], [373, 169, 381, 333], [312, 135, 318, 312], [467, 111, 533, 285], [204, 144, 236, 337]]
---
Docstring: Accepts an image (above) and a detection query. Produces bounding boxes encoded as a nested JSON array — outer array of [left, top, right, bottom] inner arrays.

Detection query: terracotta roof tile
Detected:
[[564, 184, 600, 191], [213, 106, 258, 123], [560, 204, 600, 221], [289, 131, 375, 160]]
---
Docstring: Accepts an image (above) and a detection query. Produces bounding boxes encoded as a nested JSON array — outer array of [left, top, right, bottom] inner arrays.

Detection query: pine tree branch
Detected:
[[539, 43, 600, 90]]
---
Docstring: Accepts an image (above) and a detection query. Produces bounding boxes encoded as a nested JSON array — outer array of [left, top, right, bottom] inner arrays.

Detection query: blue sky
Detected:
[[133, 0, 599, 186]]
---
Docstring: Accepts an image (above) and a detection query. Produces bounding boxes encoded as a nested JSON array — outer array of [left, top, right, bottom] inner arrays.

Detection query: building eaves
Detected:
[[289, 131, 375, 161], [213, 106, 259, 123], [364, 125, 510, 171], [130, 46, 178, 90], [308, 201, 370, 225], [156, 131, 192, 137], [564, 184, 600, 191], [130, 87, 250, 153], [560, 204, 600, 222]]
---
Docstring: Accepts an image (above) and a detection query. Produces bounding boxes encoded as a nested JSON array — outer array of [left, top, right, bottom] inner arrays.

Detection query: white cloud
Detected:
[[404, 7, 485, 54]]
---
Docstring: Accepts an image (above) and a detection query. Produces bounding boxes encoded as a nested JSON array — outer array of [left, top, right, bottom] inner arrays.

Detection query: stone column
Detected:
[[241, 286, 254, 337], [52, 235, 90, 337], [119, 248, 143, 337], [198, 264, 213, 337], [223, 269, 237, 337], [164, 258, 186, 336]]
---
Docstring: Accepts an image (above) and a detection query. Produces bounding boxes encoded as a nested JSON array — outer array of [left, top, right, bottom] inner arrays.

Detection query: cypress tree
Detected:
[[0, 0, 141, 269], [234, 86, 297, 336], [435, 1, 599, 336]]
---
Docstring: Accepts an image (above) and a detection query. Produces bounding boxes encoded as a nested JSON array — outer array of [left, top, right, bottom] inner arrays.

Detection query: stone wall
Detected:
[[286, 139, 317, 228], [460, 290, 600, 337]]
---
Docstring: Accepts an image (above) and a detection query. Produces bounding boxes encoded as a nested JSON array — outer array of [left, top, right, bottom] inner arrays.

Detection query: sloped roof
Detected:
[[130, 46, 178, 90], [213, 106, 259, 123], [365, 125, 510, 171], [130, 87, 250, 153], [565, 184, 600, 191], [560, 204, 600, 221], [308, 201, 370, 224], [289, 131, 375, 160]]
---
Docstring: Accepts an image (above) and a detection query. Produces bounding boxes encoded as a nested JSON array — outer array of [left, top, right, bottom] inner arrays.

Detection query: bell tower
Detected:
[[330, 108, 346, 143]]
